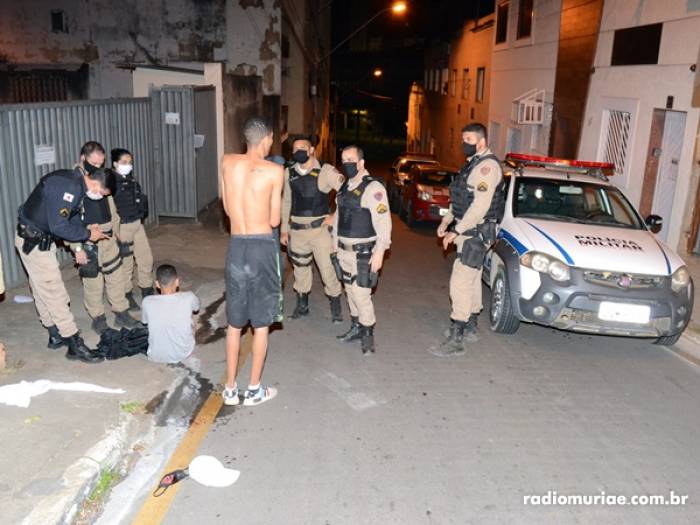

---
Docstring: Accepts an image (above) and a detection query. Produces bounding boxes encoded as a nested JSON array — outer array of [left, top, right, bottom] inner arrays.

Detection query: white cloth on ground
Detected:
[[0, 380, 126, 408]]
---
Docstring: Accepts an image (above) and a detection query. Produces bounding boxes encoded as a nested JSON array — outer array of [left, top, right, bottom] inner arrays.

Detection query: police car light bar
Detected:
[[506, 153, 615, 172]]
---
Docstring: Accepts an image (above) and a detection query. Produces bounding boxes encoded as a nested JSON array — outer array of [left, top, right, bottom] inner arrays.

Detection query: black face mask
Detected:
[[83, 160, 100, 175], [292, 150, 310, 165], [342, 162, 359, 178], [462, 143, 477, 158]]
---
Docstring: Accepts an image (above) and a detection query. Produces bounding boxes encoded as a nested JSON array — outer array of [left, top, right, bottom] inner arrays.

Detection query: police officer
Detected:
[[280, 136, 344, 322], [72, 142, 138, 333], [333, 145, 392, 355], [15, 162, 110, 363], [111, 148, 154, 310], [430, 122, 505, 357]]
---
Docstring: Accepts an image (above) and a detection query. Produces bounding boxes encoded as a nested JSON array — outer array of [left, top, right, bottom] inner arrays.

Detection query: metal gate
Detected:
[[151, 85, 218, 218], [0, 98, 156, 289]]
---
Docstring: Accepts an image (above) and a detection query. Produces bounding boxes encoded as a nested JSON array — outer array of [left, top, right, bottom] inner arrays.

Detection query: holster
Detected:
[[17, 223, 52, 255], [459, 235, 487, 269], [118, 240, 134, 258], [330, 252, 343, 282], [355, 251, 379, 289], [477, 221, 498, 246], [79, 244, 100, 279]]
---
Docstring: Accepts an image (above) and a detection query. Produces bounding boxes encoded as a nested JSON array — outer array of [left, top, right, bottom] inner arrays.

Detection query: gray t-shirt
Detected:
[[142, 292, 200, 364]]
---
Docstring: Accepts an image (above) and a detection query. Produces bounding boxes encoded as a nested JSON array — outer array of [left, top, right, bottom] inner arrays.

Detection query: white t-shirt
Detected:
[[142, 291, 200, 364]]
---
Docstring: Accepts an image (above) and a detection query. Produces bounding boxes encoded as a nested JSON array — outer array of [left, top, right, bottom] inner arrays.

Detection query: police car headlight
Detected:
[[671, 266, 690, 293], [521, 251, 570, 282]]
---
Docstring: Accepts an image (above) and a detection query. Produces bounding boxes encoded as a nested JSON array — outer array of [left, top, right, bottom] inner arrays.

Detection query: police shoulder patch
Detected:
[[376, 203, 388, 214], [374, 191, 383, 201], [63, 192, 75, 203], [480, 166, 490, 175], [59, 207, 70, 218], [477, 182, 489, 192]]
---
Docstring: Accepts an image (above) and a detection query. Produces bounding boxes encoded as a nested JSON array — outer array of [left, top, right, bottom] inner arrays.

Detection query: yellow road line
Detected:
[[132, 333, 252, 525]]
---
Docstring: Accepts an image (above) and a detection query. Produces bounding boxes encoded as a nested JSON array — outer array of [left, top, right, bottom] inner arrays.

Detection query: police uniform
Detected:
[[333, 171, 392, 354], [112, 170, 154, 304], [14, 168, 103, 362], [433, 148, 504, 356], [73, 196, 136, 331], [281, 160, 344, 321]]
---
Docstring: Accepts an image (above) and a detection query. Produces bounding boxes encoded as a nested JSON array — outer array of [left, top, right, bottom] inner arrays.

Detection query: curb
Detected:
[[19, 368, 192, 525], [672, 330, 700, 367]]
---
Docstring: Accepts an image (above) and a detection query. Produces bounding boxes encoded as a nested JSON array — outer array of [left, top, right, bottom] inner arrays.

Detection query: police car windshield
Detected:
[[513, 178, 644, 229]]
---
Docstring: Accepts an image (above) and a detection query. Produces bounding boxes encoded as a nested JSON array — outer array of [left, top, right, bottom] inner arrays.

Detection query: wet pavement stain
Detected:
[[195, 293, 227, 345]]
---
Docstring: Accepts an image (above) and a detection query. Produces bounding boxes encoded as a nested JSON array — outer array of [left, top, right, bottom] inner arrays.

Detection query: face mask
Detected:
[[116, 164, 133, 176], [86, 190, 104, 201], [83, 160, 100, 175], [462, 143, 477, 157], [292, 150, 309, 165], [342, 162, 359, 178]]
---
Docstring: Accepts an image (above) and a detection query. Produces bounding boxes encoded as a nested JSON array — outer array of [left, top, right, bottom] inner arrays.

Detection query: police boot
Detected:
[[429, 320, 466, 357], [361, 325, 375, 355], [329, 295, 343, 324], [290, 292, 310, 319], [141, 286, 155, 298], [337, 316, 362, 343], [47, 325, 66, 350], [114, 310, 140, 329], [91, 315, 111, 335], [125, 291, 140, 311], [65, 333, 104, 364], [463, 313, 480, 343]]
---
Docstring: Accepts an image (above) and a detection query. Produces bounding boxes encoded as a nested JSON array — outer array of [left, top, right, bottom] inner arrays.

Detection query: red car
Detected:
[[400, 166, 457, 226]]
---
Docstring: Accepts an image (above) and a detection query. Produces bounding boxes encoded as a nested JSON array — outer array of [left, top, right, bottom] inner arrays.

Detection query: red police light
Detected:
[[506, 152, 615, 172]]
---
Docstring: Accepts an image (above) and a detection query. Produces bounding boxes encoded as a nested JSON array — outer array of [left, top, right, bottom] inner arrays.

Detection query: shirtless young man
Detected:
[[221, 116, 285, 406]]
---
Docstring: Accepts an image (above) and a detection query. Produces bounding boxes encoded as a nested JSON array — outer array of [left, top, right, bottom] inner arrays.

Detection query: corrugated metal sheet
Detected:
[[0, 98, 156, 290], [151, 86, 197, 217]]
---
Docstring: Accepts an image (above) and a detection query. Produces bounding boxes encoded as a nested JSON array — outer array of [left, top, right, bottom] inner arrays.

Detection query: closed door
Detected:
[[651, 110, 686, 241]]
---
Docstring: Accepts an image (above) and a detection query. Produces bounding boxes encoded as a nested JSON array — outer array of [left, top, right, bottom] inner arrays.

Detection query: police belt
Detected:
[[338, 240, 375, 253], [290, 217, 326, 230], [449, 219, 498, 237], [17, 222, 54, 253]]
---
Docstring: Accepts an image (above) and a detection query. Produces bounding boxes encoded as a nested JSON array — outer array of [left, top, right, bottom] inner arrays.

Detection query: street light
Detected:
[[373, 68, 383, 78], [318, 1, 408, 63]]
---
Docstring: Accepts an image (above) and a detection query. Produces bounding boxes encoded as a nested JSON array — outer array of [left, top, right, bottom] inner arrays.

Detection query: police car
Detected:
[[484, 153, 694, 345]]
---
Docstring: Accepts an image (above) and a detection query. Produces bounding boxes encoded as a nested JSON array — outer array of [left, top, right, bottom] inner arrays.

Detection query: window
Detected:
[[461, 68, 470, 99], [517, 0, 533, 40], [602, 109, 632, 178], [611, 23, 662, 66], [476, 67, 485, 102], [450, 69, 457, 97], [51, 9, 66, 33], [496, 2, 509, 44], [441, 68, 449, 94], [433, 69, 439, 91]]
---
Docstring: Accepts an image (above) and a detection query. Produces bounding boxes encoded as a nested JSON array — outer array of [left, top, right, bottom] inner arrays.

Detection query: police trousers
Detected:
[[337, 239, 377, 327], [449, 235, 483, 322], [288, 217, 342, 297], [118, 220, 154, 291]]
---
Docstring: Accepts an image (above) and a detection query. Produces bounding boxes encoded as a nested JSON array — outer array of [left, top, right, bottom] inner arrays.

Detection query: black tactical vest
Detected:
[[450, 154, 506, 222], [112, 174, 144, 223], [83, 197, 111, 225], [21, 170, 83, 230], [337, 176, 378, 239], [290, 168, 330, 217]]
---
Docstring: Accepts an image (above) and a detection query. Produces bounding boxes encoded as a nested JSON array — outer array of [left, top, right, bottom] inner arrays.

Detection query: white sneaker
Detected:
[[222, 386, 240, 406], [243, 385, 277, 406]]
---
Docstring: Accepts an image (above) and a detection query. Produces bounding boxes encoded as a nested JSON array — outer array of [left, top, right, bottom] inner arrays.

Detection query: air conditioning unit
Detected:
[[511, 89, 545, 125]]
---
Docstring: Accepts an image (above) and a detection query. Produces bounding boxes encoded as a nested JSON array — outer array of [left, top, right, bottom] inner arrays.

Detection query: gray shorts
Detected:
[[225, 234, 283, 329]]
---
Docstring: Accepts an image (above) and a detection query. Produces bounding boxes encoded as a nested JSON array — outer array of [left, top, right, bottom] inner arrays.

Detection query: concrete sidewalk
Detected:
[[0, 222, 229, 524]]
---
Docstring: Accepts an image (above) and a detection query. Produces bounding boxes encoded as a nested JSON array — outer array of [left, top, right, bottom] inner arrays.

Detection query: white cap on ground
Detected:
[[188, 455, 240, 488]]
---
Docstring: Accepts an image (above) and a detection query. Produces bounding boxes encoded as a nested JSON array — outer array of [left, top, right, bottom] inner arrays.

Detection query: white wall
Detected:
[[489, 0, 562, 157], [578, 2, 700, 252]]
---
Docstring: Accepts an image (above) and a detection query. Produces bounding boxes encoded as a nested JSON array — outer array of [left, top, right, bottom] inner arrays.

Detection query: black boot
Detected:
[[429, 320, 466, 357], [290, 292, 310, 319], [329, 295, 343, 324], [361, 324, 375, 355], [91, 314, 110, 335], [125, 291, 140, 311], [65, 333, 104, 363], [337, 316, 362, 342], [47, 325, 65, 350], [464, 313, 480, 343], [141, 286, 155, 298], [114, 310, 140, 329]]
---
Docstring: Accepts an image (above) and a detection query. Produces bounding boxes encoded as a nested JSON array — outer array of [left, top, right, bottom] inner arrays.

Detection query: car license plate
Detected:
[[598, 302, 650, 324], [439, 208, 448, 216]]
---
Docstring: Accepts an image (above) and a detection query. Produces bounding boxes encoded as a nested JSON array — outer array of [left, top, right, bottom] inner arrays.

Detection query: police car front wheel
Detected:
[[489, 267, 520, 334]]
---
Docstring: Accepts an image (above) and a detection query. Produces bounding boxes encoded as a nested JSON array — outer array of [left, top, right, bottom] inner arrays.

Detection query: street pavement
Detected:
[[147, 214, 700, 524]]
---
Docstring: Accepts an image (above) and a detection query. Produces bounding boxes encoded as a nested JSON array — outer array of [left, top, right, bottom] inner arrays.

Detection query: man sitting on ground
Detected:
[[141, 264, 200, 364]]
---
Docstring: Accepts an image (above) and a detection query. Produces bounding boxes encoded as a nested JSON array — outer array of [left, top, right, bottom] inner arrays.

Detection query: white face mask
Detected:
[[116, 164, 133, 176], [86, 190, 104, 201]]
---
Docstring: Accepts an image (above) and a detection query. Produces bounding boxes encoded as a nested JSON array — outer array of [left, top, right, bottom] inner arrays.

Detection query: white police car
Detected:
[[484, 153, 694, 345]]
